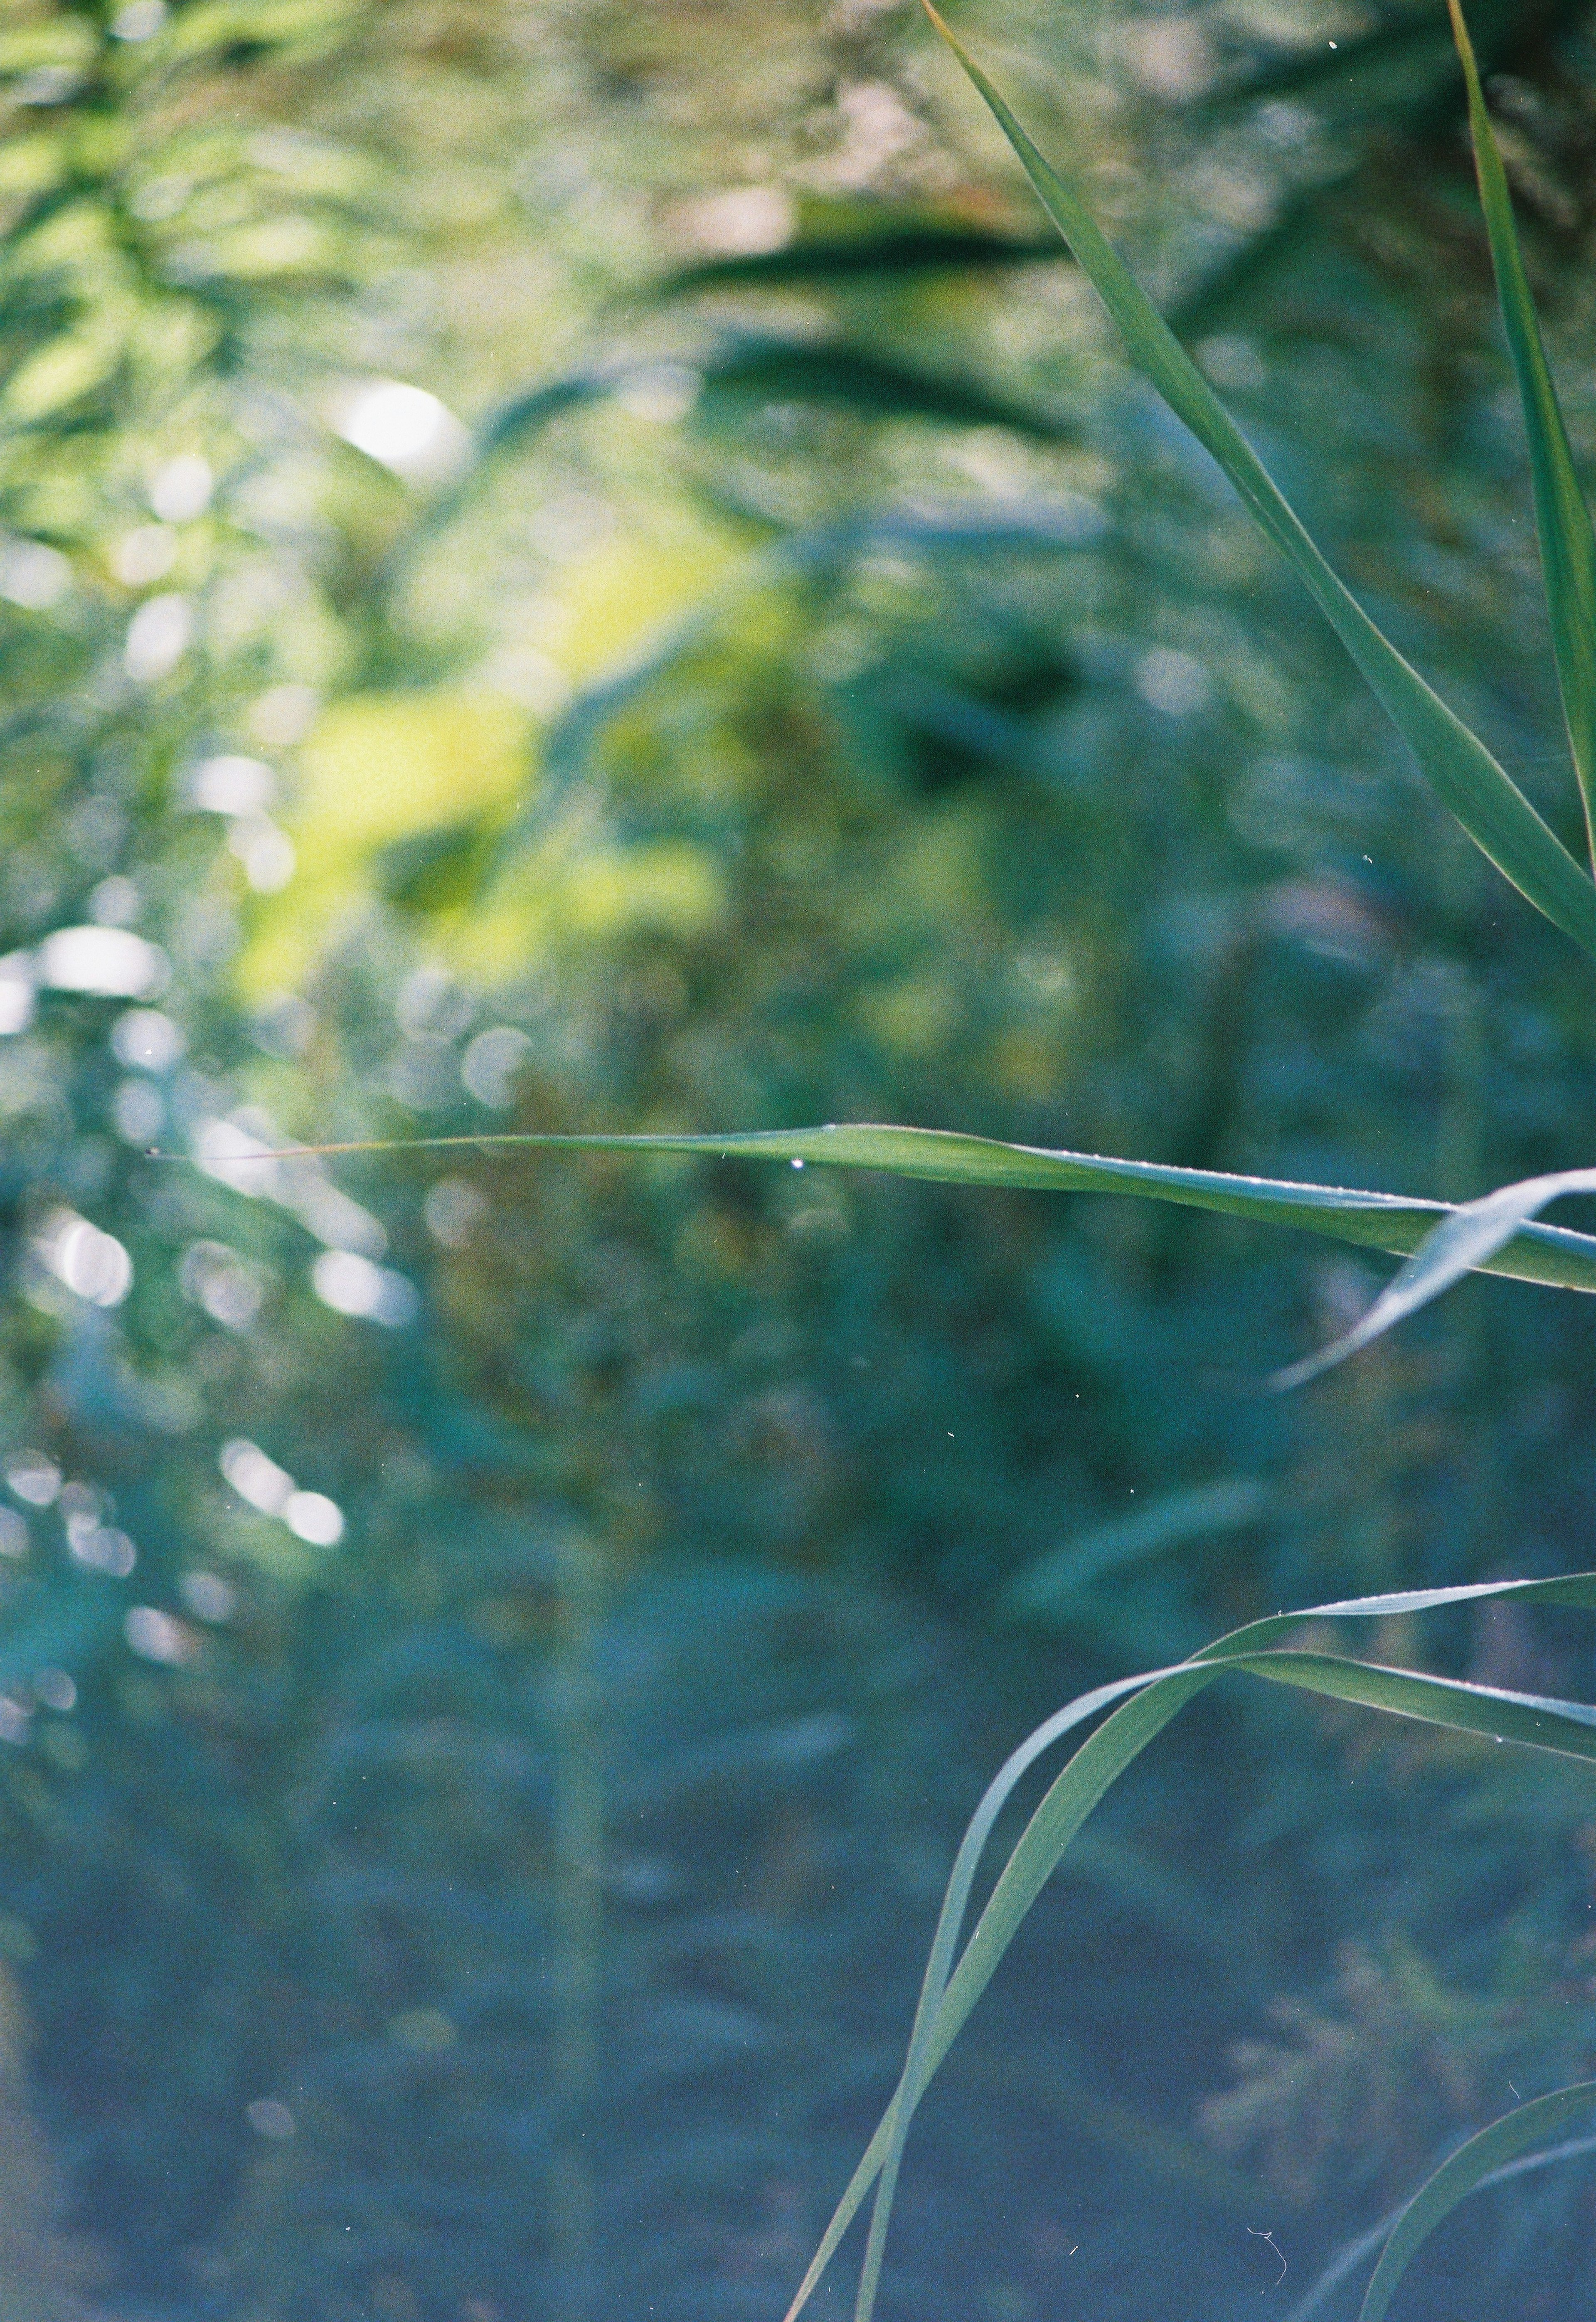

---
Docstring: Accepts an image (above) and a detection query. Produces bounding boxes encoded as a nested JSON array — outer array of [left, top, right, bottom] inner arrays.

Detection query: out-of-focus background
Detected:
[[4, 2, 1596, 2317]]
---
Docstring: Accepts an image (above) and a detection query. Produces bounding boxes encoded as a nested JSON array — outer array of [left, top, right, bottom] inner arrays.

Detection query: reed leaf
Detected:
[[919, 2, 1596, 953], [1276, 1164, 1596, 1387], [781, 1572, 1596, 2322], [1446, 0, 1596, 872], [660, 223, 1069, 292], [254, 1124, 1596, 1299], [1358, 2081, 1596, 2322], [1289, 2127, 1596, 2320]]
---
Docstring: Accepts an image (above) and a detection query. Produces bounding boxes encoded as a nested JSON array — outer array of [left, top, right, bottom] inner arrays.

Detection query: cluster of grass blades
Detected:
[[777, 1572, 1596, 2322], [227, 0, 1596, 2310]]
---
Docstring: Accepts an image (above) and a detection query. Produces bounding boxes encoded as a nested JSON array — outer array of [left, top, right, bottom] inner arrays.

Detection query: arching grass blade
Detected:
[[784, 1572, 1596, 2322], [660, 223, 1069, 293], [1288, 2128, 1596, 2321], [1447, 0, 1596, 872], [778, 1666, 1172, 2322], [1358, 2081, 1596, 2322], [918, 2, 1596, 953]]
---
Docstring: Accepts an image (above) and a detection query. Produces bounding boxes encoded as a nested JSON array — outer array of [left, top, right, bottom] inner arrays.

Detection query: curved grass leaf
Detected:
[[919, 2, 1596, 954], [1358, 2081, 1596, 2322], [1275, 1164, 1596, 1388], [782, 1662, 1181, 2322], [253, 1123, 1596, 1299], [1288, 2128, 1596, 2320], [782, 1571, 1596, 2322], [1448, 0, 1596, 870], [683, 333, 1077, 436]]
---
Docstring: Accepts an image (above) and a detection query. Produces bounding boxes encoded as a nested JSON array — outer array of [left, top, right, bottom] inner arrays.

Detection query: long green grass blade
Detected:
[[1358, 2081, 1596, 2322], [785, 1573, 1596, 2322], [778, 1663, 1175, 2322], [845, 1664, 1216, 2322], [919, 2, 1596, 953], [251, 1123, 1596, 1298], [1276, 1163, 1596, 1387], [1290, 2126, 1596, 2321], [1447, 0, 1596, 871]]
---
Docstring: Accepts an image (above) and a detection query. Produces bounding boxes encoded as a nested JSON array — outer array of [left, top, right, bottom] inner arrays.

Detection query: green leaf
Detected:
[[918, 2, 1596, 954], [781, 1571, 1596, 2322], [1358, 2081, 1596, 2322], [688, 333, 1075, 437], [780, 1663, 1171, 2322], [473, 335, 1074, 457], [1290, 2121, 1596, 2321], [258, 1122, 1596, 1298], [1276, 1163, 1596, 1387], [1447, 0, 1596, 871]]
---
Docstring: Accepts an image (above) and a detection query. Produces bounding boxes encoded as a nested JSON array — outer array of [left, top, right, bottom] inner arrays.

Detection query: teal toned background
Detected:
[[3, 3, 1596, 2317]]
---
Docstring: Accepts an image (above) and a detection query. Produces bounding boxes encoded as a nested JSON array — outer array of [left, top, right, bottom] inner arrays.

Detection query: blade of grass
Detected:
[[785, 1572, 1596, 2322], [1447, 0, 1596, 872], [1358, 2081, 1596, 2322], [1274, 1163, 1596, 1387], [848, 1636, 1596, 2322], [919, 2, 1596, 953], [1288, 2127, 1596, 2320], [778, 1664, 1176, 2322], [231, 1124, 1596, 1298], [660, 224, 1069, 292]]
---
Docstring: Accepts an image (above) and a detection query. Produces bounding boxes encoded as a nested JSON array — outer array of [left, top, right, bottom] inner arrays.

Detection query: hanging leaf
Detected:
[[780, 1570, 1596, 2322], [1274, 1163, 1596, 1388], [661, 223, 1068, 293]]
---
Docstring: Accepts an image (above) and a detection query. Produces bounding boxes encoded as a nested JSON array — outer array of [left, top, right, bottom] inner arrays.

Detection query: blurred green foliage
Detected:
[[5, 2, 1596, 2318]]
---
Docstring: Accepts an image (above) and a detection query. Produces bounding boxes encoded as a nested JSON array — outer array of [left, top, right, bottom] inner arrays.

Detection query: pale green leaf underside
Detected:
[[921, 1, 1596, 953], [260, 1123, 1596, 1296], [1277, 1163, 1596, 1386]]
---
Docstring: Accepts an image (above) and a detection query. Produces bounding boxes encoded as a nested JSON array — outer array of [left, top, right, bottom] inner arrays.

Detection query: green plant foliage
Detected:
[[6, 3, 1596, 2319], [259, 1120, 1596, 1296], [1356, 2079, 1596, 2320], [782, 1573, 1596, 2322], [1444, 0, 1596, 867], [923, 1, 1596, 953]]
